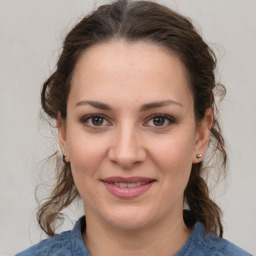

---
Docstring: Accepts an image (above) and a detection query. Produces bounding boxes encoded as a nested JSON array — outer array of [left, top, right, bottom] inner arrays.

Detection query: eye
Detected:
[[145, 114, 176, 128], [81, 114, 110, 127], [152, 116, 166, 126]]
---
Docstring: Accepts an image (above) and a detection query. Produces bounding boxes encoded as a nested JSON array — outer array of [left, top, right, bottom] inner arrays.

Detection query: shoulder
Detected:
[[221, 239, 253, 256], [16, 216, 90, 256], [15, 231, 72, 256], [181, 222, 253, 256], [198, 233, 253, 256]]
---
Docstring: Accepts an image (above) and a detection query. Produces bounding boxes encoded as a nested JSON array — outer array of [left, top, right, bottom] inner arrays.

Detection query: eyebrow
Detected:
[[139, 100, 183, 111], [75, 100, 183, 111], [75, 100, 112, 110]]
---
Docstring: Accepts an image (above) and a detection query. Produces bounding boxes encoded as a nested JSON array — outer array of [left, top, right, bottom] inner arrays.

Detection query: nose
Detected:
[[108, 123, 147, 169]]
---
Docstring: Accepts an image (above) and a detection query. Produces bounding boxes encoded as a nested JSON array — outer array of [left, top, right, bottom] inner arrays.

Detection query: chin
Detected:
[[103, 207, 154, 231]]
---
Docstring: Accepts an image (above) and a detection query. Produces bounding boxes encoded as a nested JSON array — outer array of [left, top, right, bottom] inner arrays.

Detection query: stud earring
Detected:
[[196, 154, 202, 159], [63, 153, 67, 163]]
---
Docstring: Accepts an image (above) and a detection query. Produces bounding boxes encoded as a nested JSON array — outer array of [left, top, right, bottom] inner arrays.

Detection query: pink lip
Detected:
[[101, 176, 156, 199]]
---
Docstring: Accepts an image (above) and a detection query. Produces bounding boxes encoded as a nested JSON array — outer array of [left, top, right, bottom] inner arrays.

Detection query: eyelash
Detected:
[[80, 113, 176, 129], [81, 114, 110, 128], [145, 114, 176, 128]]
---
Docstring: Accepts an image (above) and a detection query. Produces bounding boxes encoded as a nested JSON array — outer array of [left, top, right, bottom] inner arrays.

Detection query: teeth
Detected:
[[120, 183, 127, 188], [128, 183, 137, 188], [114, 182, 147, 188]]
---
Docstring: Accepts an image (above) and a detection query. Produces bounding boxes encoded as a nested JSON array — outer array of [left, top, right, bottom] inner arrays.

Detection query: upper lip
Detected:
[[101, 176, 155, 183]]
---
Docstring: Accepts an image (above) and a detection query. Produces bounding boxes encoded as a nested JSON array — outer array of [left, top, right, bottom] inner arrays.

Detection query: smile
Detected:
[[113, 182, 147, 188], [101, 177, 156, 199]]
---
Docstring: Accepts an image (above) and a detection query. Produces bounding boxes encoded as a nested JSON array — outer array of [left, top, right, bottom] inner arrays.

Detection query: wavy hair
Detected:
[[38, 0, 227, 237]]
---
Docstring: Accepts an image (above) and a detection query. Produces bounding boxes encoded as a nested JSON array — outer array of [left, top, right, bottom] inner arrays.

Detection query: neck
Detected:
[[83, 212, 191, 256]]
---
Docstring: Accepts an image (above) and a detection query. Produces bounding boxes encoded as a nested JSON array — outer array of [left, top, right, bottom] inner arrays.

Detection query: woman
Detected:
[[16, 0, 252, 255]]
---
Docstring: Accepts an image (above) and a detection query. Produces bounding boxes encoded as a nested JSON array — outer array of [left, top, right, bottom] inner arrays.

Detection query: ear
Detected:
[[57, 112, 70, 162], [192, 108, 213, 163]]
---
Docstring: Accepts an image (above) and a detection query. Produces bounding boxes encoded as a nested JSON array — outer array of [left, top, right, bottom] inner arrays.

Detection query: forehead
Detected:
[[69, 40, 193, 109]]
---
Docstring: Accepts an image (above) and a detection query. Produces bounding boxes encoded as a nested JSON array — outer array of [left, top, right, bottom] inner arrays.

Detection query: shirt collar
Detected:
[[71, 216, 91, 256]]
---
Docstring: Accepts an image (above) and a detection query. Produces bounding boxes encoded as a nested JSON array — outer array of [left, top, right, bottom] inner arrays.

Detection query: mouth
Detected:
[[112, 181, 150, 188], [101, 176, 156, 199]]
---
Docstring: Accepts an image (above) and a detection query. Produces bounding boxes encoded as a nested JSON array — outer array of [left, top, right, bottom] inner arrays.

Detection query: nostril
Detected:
[[107, 133, 147, 167], [108, 153, 145, 169]]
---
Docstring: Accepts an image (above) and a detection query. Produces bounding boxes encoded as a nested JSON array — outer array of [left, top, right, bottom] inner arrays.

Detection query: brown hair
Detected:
[[38, 0, 227, 237]]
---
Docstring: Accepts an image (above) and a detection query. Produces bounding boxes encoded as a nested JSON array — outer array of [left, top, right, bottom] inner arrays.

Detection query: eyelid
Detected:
[[144, 114, 176, 127], [81, 114, 112, 128], [80, 113, 176, 129]]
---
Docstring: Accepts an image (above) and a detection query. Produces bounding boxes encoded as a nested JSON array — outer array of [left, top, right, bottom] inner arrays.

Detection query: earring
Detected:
[[63, 153, 67, 163], [196, 154, 202, 159]]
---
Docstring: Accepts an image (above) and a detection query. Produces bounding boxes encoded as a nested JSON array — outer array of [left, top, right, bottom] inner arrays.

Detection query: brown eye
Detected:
[[153, 117, 165, 126], [82, 114, 109, 127], [91, 116, 104, 126], [145, 114, 176, 128]]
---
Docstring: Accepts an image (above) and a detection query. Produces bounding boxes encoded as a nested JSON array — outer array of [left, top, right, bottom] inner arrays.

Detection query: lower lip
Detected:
[[102, 181, 155, 199]]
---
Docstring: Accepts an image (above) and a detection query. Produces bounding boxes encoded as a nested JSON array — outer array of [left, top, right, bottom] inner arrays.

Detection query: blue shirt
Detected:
[[16, 216, 252, 256]]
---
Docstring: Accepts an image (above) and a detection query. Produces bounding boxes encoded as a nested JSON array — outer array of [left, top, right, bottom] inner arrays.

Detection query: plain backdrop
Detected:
[[0, 0, 255, 255]]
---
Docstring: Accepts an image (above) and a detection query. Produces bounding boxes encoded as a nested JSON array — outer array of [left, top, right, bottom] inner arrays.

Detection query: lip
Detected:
[[101, 176, 156, 199]]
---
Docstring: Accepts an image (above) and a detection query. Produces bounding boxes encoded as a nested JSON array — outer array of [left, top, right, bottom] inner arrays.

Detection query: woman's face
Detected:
[[58, 40, 211, 231]]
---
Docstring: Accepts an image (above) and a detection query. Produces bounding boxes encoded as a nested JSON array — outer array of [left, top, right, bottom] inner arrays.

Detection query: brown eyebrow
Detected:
[[75, 100, 112, 110], [75, 100, 183, 111], [139, 100, 183, 111]]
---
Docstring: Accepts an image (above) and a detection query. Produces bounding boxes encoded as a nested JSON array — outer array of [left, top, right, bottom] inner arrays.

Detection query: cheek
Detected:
[[67, 133, 109, 203], [160, 145, 192, 201], [66, 130, 109, 177], [149, 132, 195, 186], [151, 132, 195, 166]]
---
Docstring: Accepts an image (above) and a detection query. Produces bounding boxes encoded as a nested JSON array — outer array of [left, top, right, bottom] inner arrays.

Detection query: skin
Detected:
[[58, 40, 213, 256]]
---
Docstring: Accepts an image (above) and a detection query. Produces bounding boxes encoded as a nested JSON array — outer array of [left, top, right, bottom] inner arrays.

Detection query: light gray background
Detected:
[[0, 0, 255, 255]]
